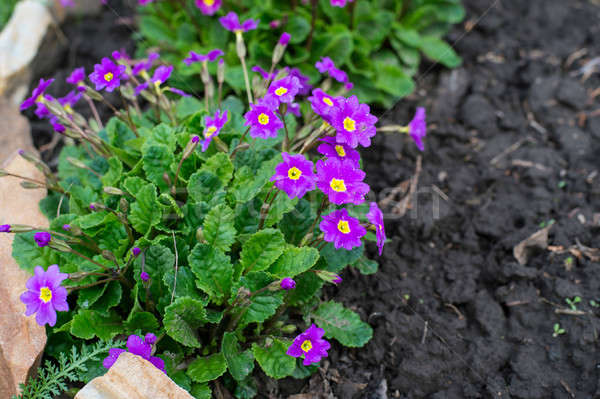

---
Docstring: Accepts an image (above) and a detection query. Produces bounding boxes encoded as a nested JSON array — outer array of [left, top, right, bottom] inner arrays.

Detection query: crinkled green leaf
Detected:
[[200, 153, 234, 185], [125, 311, 159, 334], [70, 309, 122, 340], [187, 170, 224, 204], [101, 157, 123, 187], [128, 183, 162, 235], [142, 144, 174, 192], [320, 243, 364, 273], [269, 246, 320, 278], [12, 232, 61, 273], [222, 332, 255, 381], [240, 228, 285, 273], [203, 204, 236, 252], [187, 353, 227, 383], [252, 339, 295, 379], [286, 272, 323, 306], [164, 297, 207, 347], [312, 301, 372, 347], [189, 244, 233, 304], [353, 257, 378, 275], [264, 194, 298, 228]]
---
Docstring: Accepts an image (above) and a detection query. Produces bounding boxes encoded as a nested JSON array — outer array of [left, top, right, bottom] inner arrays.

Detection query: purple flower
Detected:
[[320, 208, 366, 250], [89, 57, 127, 92], [139, 0, 154, 5], [244, 99, 284, 139], [34, 232, 52, 248], [183, 49, 224, 66], [50, 117, 66, 133], [408, 107, 427, 151], [20, 265, 69, 327], [288, 102, 301, 117], [191, 135, 200, 143], [104, 334, 165, 372], [201, 109, 228, 152], [280, 277, 296, 290], [315, 158, 369, 205], [219, 12, 259, 33], [279, 32, 291, 46], [132, 52, 160, 75], [330, 0, 354, 5], [333, 274, 343, 284], [269, 20, 281, 29], [252, 66, 278, 81], [112, 49, 130, 62], [21, 79, 54, 111], [286, 67, 312, 95], [131, 247, 141, 257], [66, 67, 86, 92], [168, 88, 191, 97], [0, 224, 11, 233], [308, 89, 341, 120], [266, 76, 301, 105], [140, 271, 150, 281], [330, 96, 377, 148], [59, 91, 82, 114], [270, 152, 316, 199], [34, 95, 53, 119], [152, 65, 173, 86], [366, 202, 386, 255], [62, 224, 71, 231], [195, 0, 221, 15], [315, 57, 352, 88], [286, 324, 330, 366], [317, 136, 360, 168]]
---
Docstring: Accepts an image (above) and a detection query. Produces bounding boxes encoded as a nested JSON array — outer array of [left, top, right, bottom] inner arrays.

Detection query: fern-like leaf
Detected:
[[12, 339, 123, 399]]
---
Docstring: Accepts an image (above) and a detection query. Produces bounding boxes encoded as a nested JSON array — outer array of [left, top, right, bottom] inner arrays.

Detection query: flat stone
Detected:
[[75, 353, 194, 399], [0, 0, 55, 104], [0, 98, 34, 161], [0, 153, 48, 398]]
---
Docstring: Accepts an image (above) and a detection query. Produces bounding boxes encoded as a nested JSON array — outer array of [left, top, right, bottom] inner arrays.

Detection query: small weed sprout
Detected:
[[565, 296, 581, 311], [552, 323, 566, 337]]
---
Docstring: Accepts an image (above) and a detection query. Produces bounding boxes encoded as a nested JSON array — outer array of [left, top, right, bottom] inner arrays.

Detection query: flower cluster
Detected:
[[103, 333, 165, 372]]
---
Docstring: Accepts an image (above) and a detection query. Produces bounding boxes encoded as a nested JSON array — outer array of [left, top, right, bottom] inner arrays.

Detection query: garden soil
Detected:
[[25, 0, 600, 398]]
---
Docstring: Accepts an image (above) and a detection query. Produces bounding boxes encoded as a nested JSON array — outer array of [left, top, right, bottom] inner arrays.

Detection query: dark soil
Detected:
[[298, 0, 600, 398], [24, 0, 600, 398]]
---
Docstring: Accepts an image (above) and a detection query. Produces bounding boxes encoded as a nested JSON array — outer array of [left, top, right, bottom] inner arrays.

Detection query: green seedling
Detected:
[[565, 296, 581, 311], [552, 323, 566, 337]]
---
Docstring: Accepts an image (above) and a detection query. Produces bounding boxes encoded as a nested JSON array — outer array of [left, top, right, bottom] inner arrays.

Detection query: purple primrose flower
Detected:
[[278, 32, 291, 46], [201, 109, 229, 152], [103, 333, 165, 372], [330, 95, 377, 148], [266, 75, 301, 105], [244, 99, 283, 139], [0, 224, 11, 233], [315, 158, 369, 205], [330, 0, 354, 7], [270, 152, 316, 199], [408, 107, 427, 151], [20, 265, 69, 327], [195, 0, 221, 15], [34, 232, 52, 248], [168, 88, 191, 97], [89, 57, 127, 92], [286, 324, 331, 365], [315, 56, 352, 89], [317, 136, 360, 168], [140, 271, 150, 281], [286, 67, 312, 95], [66, 67, 86, 92], [219, 12, 259, 33], [366, 202, 386, 255], [183, 49, 224, 66], [252, 66, 278, 81], [132, 52, 160, 76], [308, 89, 341, 120], [21, 78, 54, 111], [320, 208, 366, 250], [131, 247, 141, 257]]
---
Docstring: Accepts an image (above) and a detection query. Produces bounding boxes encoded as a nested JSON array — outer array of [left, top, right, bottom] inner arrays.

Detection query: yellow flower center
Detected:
[[204, 0, 215, 4], [205, 126, 217, 137], [335, 145, 346, 157], [104, 72, 114, 82], [301, 340, 312, 352], [153, 80, 162, 90], [288, 166, 302, 180], [39, 287, 52, 303], [258, 113, 270, 125], [35, 95, 44, 103], [323, 97, 334, 106], [330, 178, 346, 192], [63, 104, 73, 114], [343, 117, 356, 132], [337, 220, 351, 234], [275, 87, 288, 96]]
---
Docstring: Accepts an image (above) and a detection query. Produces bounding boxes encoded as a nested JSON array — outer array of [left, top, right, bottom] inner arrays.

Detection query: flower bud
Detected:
[[49, 238, 72, 253], [217, 59, 225, 84], [20, 181, 43, 189], [281, 324, 297, 334], [140, 271, 150, 281], [84, 86, 104, 101], [196, 227, 206, 243], [104, 186, 125, 196], [131, 247, 141, 257], [314, 270, 342, 285], [235, 31, 246, 59], [0, 224, 11, 232], [119, 198, 129, 213], [7, 224, 34, 233], [280, 277, 296, 290], [102, 250, 116, 262]]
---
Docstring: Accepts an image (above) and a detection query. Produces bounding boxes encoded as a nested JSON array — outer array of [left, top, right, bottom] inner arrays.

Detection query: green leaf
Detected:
[[12, 232, 60, 273], [187, 353, 227, 383], [187, 171, 224, 204], [101, 157, 124, 187], [189, 244, 233, 304], [70, 310, 122, 340], [374, 60, 415, 98], [234, 272, 283, 327], [252, 339, 295, 379], [142, 144, 174, 192], [240, 229, 285, 273], [312, 301, 373, 347], [125, 311, 159, 334], [164, 297, 207, 347], [200, 153, 234, 185], [394, 26, 421, 47], [222, 332, 255, 381], [418, 36, 462, 68], [128, 183, 162, 235], [279, 199, 314, 244], [287, 15, 311, 44], [190, 383, 212, 399], [353, 257, 378, 275], [134, 245, 174, 307], [356, 10, 394, 50], [320, 243, 363, 273], [162, 266, 203, 301], [122, 176, 146, 197], [269, 246, 320, 278], [231, 156, 280, 203], [264, 194, 298, 228], [91, 280, 122, 315], [313, 25, 354, 65], [203, 204, 236, 252], [286, 272, 323, 306]]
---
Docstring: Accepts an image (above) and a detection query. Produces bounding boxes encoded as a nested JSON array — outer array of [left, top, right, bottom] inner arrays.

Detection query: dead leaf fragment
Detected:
[[513, 224, 553, 265]]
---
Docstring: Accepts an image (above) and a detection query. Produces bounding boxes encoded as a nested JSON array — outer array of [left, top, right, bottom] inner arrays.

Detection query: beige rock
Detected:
[[0, 152, 48, 398], [75, 352, 194, 399], [0, 98, 35, 161]]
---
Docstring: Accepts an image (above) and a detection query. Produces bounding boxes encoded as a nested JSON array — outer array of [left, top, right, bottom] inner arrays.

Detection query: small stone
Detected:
[[75, 352, 194, 399], [556, 79, 587, 110], [0, 153, 48, 398]]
